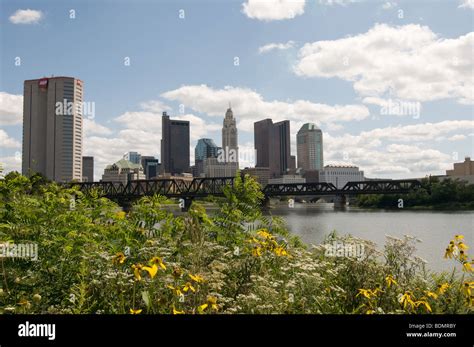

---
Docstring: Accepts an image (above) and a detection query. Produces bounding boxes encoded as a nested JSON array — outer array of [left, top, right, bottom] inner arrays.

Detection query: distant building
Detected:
[[222, 106, 239, 168], [204, 157, 238, 177], [123, 151, 141, 165], [254, 119, 291, 178], [141, 156, 160, 179], [22, 76, 84, 182], [446, 157, 474, 184], [302, 169, 320, 183], [195, 138, 220, 176], [446, 157, 474, 176], [268, 174, 306, 184], [319, 165, 364, 189], [161, 112, 190, 175], [297, 123, 323, 171], [82, 156, 94, 182], [241, 167, 271, 187], [101, 158, 145, 183]]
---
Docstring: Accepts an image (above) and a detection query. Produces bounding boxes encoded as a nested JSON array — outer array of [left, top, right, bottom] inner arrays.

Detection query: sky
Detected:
[[0, 0, 473, 181]]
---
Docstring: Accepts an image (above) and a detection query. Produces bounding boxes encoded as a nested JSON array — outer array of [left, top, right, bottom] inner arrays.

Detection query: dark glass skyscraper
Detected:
[[161, 112, 190, 175], [195, 138, 219, 162], [254, 119, 291, 178]]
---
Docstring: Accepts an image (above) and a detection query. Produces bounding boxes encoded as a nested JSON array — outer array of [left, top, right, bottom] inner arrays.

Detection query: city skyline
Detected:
[[1, 1, 473, 181]]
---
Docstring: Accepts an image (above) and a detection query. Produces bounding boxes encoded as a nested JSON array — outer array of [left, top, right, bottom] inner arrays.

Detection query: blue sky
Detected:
[[0, 0, 473, 180]]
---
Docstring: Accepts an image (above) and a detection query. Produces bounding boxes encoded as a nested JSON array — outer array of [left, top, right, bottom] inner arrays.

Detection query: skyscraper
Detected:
[[254, 119, 291, 178], [195, 138, 220, 176], [195, 138, 220, 162], [222, 106, 239, 165], [161, 112, 190, 175], [82, 156, 94, 182], [22, 77, 83, 182], [123, 151, 141, 165], [297, 123, 324, 171]]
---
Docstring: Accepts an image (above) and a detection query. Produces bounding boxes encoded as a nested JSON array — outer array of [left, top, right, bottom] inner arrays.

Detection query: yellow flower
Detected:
[[458, 242, 469, 251], [415, 300, 432, 313], [455, 235, 464, 241], [462, 282, 474, 297], [462, 261, 472, 273], [116, 211, 126, 220], [366, 309, 375, 315], [130, 308, 142, 314], [150, 256, 166, 270], [444, 247, 453, 259], [256, 229, 274, 240], [189, 273, 204, 283], [274, 247, 289, 257], [182, 282, 196, 293], [459, 250, 468, 261], [252, 247, 262, 257], [167, 285, 183, 297], [399, 292, 415, 310], [385, 275, 398, 288], [172, 306, 184, 315], [425, 291, 438, 300], [198, 296, 218, 313], [113, 252, 126, 264], [357, 289, 378, 299], [143, 264, 158, 279], [438, 283, 450, 295], [132, 264, 143, 281]]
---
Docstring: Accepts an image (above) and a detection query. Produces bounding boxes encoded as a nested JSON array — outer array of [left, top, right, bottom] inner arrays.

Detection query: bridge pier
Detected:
[[181, 197, 193, 212], [333, 194, 347, 209]]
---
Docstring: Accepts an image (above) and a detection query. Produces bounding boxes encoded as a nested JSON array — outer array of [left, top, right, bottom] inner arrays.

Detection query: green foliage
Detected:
[[356, 178, 474, 209], [0, 174, 471, 314]]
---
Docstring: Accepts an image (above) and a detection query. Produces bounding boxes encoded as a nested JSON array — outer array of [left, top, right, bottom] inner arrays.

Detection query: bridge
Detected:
[[68, 177, 423, 210]]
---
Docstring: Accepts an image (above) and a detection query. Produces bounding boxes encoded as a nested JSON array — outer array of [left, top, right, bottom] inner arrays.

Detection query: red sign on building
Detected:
[[38, 78, 48, 89]]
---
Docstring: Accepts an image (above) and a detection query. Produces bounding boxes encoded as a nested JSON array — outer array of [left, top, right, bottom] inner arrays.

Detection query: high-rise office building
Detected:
[[254, 119, 291, 178], [161, 112, 190, 175], [297, 123, 323, 171], [222, 106, 239, 165], [22, 76, 83, 182], [195, 138, 220, 163], [82, 156, 94, 182], [123, 151, 141, 165], [141, 156, 160, 179]]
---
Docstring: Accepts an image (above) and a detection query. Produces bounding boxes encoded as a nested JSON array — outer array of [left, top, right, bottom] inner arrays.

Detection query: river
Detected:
[[267, 203, 474, 273]]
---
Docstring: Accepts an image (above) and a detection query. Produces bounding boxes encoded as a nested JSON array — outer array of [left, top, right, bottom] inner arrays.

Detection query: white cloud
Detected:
[[9, 9, 43, 24], [459, 0, 474, 9], [323, 120, 473, 177], [242, 0, 305, 21], [161, 85, 369, 132], [319, 0, 359, 6], [381, 1, 397, 10], [0, 92, 23, 126], [294, 23, 474, 104], [0, 155, 21, 174], [259, 41, 295, 54], [0, 129, 21, 149], [83, 119, 113, 136]]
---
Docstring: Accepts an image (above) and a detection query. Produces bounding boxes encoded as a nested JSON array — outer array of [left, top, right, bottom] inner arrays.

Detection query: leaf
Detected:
[[141, 290, 151, 308]]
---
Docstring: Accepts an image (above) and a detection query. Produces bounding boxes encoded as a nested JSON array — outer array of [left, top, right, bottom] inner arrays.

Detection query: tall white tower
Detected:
[[222, 105, 239, 166]]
